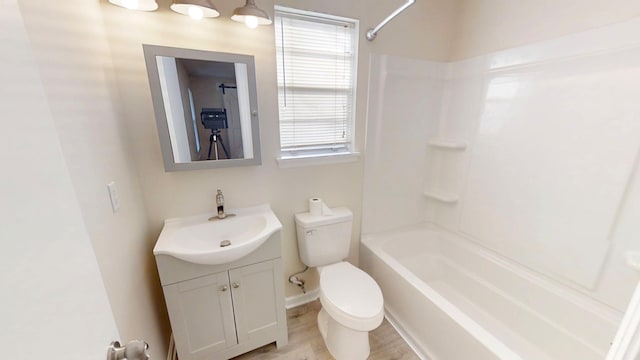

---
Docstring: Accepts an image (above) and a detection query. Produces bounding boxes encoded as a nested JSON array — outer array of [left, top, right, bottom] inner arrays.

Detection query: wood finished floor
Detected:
[[231, 300, 419, 360]]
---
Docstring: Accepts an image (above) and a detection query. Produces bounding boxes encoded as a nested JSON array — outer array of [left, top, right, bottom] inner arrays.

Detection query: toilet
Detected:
[[295, 207, 384, 360]]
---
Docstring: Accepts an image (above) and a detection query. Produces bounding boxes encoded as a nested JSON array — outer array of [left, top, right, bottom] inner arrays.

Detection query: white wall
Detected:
[[451, 0, 640, 60], [1, 1, 119, 357], [99, 0, 460, 304], [16, 0, 169, 358], [362, 54, 446, 234]]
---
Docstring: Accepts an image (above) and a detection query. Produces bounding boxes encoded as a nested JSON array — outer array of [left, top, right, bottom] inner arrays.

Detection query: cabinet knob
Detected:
[[220, 285, 228, 292], [232, 282, 240, 288]]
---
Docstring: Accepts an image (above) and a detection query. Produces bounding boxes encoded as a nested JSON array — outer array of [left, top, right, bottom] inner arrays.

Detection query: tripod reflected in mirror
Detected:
[[201, 107, 230, 160], [208, 129, 230, 160]]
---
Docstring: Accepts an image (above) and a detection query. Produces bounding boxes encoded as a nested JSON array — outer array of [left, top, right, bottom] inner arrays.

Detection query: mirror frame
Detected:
[[143, 44, 262, 171]]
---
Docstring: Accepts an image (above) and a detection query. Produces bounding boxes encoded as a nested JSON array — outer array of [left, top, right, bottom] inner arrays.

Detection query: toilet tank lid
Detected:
[[295, 207, 353, 227]]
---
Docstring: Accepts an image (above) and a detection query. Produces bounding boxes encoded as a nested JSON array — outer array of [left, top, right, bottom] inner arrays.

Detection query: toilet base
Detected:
[[317, 308, 371, 360]]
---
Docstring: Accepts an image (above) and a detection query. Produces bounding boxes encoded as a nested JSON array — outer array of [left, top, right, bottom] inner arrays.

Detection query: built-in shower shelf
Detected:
[[428, 139, 467, 150], [423, 189, 459, 203]]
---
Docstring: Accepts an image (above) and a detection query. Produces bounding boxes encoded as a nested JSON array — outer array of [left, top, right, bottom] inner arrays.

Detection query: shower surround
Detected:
[[361, 17, 640, 359]]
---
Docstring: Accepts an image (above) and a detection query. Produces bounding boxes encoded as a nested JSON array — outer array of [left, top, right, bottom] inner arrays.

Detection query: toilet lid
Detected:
[[320, 262, 384, 331]]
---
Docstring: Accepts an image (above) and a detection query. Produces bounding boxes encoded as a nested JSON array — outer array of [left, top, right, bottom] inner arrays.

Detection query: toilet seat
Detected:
[[319, 262, 384, 332]]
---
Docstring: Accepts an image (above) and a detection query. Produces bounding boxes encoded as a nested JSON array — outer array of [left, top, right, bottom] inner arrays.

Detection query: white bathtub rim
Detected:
[[447, 229, 622, 322], [362, 222, 623, 322], [441, 254, 609, 357], [365, 236, 525, 360], [361, 222, 622, 359]]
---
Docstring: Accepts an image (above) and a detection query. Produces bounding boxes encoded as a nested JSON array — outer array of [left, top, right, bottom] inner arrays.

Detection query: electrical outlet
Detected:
[[107, 181, 120, 213]]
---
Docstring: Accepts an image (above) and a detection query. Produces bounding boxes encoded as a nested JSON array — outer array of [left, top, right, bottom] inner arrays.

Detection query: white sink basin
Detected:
[[153, 204, 282, 265]]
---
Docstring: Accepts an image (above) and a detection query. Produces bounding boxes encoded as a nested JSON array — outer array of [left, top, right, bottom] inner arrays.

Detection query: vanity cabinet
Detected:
[[156, 234, 288, 360], [164, 271, 236, 355]]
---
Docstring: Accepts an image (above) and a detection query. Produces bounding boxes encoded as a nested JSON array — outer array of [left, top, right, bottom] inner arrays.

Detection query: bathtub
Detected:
[[360, 224, 622, 360]]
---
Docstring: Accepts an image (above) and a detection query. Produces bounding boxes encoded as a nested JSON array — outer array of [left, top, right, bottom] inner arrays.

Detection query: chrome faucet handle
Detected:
[[216, 189, 225, 218]]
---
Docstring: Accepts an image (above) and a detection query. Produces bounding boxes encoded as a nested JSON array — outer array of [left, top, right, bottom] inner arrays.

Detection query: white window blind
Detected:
[[274, 7, 358, 158]]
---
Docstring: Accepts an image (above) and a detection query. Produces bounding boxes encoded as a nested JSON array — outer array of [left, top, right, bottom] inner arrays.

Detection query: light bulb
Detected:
[[188, 6, 204, 20], [122, 0, 139, 10], [245, 15, 259, 29]]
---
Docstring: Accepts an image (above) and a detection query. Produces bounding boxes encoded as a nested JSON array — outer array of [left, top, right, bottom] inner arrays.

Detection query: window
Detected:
[[274, 7, 359, 162]]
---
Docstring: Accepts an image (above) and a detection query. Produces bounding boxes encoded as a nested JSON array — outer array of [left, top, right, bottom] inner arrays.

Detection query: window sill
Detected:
[[276, 152, 360, 168]]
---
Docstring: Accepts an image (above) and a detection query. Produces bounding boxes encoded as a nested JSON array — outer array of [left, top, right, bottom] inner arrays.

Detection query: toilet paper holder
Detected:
[[107, 340, 149, 360]]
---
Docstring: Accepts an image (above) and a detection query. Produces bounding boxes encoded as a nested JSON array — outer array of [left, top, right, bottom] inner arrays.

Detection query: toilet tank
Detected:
[[295, 207, 353, 267]]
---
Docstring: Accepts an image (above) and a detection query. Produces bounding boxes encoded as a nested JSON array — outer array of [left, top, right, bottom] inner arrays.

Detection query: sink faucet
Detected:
[[216, 189, 226, 219]]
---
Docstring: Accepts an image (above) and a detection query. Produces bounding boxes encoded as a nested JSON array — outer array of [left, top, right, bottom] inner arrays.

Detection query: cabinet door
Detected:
[[163, 271, 237, 360], [229, 260, 285, 344]]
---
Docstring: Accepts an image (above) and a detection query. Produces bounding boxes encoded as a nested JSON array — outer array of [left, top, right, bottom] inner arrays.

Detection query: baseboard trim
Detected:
[[285, 288, 319, 309]]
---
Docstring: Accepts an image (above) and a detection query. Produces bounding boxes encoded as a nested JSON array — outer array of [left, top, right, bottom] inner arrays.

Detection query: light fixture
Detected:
[[108, 0, 158, 11], [107, 0, 273, 27], [231, 0, 272, 28], [171, 0, 220, 20]]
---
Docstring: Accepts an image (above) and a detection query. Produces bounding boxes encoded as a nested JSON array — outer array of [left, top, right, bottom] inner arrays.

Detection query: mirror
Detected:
[[143, 45, 261, 171]]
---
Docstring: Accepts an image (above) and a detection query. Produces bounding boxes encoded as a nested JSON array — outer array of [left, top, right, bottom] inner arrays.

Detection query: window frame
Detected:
[[274, 6, 360, 167]]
